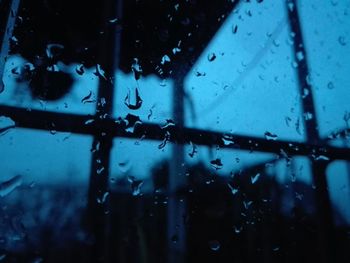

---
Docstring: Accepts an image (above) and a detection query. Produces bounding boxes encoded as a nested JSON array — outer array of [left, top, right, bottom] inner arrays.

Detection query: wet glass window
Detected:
[[1, 0, 350, 262]]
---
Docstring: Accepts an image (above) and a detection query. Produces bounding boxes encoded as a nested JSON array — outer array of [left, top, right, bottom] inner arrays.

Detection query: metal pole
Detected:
[[286, 1, 334, 262], [87, 0, 122, 262]]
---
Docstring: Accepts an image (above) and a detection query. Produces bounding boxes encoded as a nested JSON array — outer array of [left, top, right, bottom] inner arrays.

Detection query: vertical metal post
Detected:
[[168, 71, 187, 263], [286, 1, 334, 262], [87, 0, 122, 262]]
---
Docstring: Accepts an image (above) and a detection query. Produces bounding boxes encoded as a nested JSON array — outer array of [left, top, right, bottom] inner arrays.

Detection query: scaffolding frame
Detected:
[[1, 0, 350, 262]]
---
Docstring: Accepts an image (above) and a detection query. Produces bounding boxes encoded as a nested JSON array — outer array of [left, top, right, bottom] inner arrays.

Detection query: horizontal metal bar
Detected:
[[1, 104, 350, 161]]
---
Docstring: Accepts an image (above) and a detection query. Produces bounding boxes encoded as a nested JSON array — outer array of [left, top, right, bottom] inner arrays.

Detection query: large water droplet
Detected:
[[0, 175, 22, 197], [124, 88, 143, 110]]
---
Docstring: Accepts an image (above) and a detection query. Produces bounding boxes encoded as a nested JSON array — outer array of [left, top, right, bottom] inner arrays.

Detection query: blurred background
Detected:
[[0, 0, 350, 262]]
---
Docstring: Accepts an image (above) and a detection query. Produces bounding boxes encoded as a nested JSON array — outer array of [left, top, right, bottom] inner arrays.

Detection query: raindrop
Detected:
[[94, 64, 107, 80], [210, 158, 223, 170], [81, 91, 94, 104], [118, 160, 131, 173], [0, 116, 16, 136], [288, 2, 294, 11], [264, 131, 278, 141], [209, 240, 221, 251], [195, 71, 206, 77], [158, 131, 171, 149], [75, 64, 85, 75], [172, 47, 181, 54], [232, 25, 238, 34], [127, 176, 144, 196], [296, 51, 304, 61], [161, 55, 171, 65], [124, 88, 143, 110], [97, 192, 109, 204], [0, 254, 6, 261], [108, 17, 119, 24], [327, 81, 335, 89], [251, 173, 260, 184], [188, 141, 198, 158], [222, 134, 235, 146], [46, 43, 64, 59], [313, 155, 330, 161], [0, 175, 22, 197], [160, 119, 175, 129], [227, 183, 238, 195], [303, 112, 313, 120], [131, 58, 143, 80], [207, 53, 216, 62], [234, 226, 242, 234], [338, 36, 346, 46], [97, 167, 105, 175]]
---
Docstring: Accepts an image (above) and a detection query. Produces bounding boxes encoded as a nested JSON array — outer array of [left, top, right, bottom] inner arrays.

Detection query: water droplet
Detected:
[[160, 119, 175, 129], [0, 116, 16, 135], [188, 141, 198, 158], [251, 173, 260, 184], [0, 175, 22, 197], [210, 158, 223, 170], [296, 51, 304, 61], [209, 240, 221, 251], [158, 131, 171, 149], [124, 88, 143, 110], [303, 112, 313, 120], [288, 2, 294, 11], [0, 254, 6, 261], [264, 131, 278, 141], [172, 47, 181, 54], [195, 71, 206, 77], [161, 55, 171, 65], [222, 134, 235, 145], [118, 160, 131, 173], [327, 81, 335, 89], [207, 53, 216, 62], [81, 91, 95, 104], [108, 17, 119, 24], [127, 176, 143, 196], [131, 58, 142, 80], [232, 25, 238, 34], [94, 64, 107, 80], [227, 183, 238, 195], [46, 44, 64, 59], [338, 36, 346, 46], [96, 167, 105, 175], [97, 192, 109, 204], [76, 64, 85, 75], [234, 225, 242, 234]]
